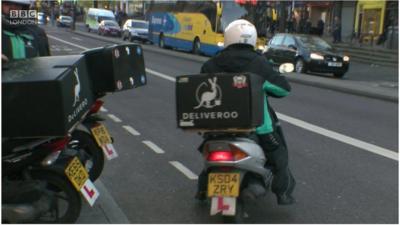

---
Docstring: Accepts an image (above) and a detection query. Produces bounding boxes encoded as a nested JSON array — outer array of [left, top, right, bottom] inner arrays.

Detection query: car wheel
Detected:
[[159, 34, 165, 48], [295, 58, 306, 73], [333, 72, 345, 78], [192, 38, 201, 55]]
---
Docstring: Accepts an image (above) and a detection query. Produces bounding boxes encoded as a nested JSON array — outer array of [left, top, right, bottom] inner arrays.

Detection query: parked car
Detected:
[[37, 12, 46, 25], [98, 20, 121, 37], [57, 15, 72, 27], [122, 19, 150, 43], [264, 33, 350, 78]]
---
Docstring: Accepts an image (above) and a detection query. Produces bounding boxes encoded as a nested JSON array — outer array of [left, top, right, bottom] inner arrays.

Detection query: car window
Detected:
[[105, 21, 118, 27], [132, 22, 149, 29], [270, 35, 284, 46], [296, 36, 332, 50], [282, 36, 296, 47]]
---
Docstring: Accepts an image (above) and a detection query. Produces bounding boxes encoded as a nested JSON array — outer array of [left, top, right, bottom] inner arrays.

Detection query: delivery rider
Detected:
[[2, 0, 50, 61], [196, 19, 295, 205]]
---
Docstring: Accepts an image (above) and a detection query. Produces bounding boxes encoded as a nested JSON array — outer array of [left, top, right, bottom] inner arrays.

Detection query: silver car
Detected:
[[122, 19, 150, 43]]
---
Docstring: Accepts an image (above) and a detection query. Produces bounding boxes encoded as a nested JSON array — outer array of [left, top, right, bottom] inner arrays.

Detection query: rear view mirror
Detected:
[[279, 63, 294, 73]]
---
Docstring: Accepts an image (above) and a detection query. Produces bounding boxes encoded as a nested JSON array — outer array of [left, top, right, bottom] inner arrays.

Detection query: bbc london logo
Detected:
[[9, 10, 37, 25]]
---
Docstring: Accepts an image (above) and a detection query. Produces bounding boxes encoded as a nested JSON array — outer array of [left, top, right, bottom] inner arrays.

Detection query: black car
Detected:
[[264, 33, 350, 78]]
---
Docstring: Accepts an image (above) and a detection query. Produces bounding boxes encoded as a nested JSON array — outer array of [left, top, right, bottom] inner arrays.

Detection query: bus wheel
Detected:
[[192, 38, 201, 55], [159, 34, 165, 48]]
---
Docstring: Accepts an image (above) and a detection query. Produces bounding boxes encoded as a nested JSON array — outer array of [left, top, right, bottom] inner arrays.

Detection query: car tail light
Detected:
[[205, 143, 248, 162], [42, 136, 70, 152], [90, 99, 104, 114]]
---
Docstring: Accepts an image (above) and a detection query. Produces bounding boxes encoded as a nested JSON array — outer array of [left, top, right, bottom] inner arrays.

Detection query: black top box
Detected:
[[3, 55, 94, 138], [176, 73, 264, 130], [83, 44, 147, 94]]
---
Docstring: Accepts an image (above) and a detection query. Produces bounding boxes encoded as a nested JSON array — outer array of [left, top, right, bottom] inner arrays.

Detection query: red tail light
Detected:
[[90, 100, 104, 114], [207, 151, 234, 161], [205, 144, 248, 162], [42, 136, 70, 152]]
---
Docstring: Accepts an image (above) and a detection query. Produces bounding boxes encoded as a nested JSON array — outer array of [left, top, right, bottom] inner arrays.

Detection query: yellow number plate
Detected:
[[207, 173, 240, 197], [91, 124, 112, 147], [65, 157, 89, 191]]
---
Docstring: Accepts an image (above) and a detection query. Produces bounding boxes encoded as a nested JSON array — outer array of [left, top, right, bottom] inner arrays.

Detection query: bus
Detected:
[[85, 8, 116, 32], [146, 0, 271, 56]]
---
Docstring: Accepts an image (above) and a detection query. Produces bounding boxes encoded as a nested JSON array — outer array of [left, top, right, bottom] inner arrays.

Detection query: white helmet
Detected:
[[224, 19, 257, 48]]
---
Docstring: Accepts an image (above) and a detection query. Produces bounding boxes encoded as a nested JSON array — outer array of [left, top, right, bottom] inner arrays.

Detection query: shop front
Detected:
[[355, 0, 386, 43]]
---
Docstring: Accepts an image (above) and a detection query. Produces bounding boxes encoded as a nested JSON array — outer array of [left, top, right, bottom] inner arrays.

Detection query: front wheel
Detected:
[[295, 58, 306, 74], [222, 198, 245, 224], [71, 130, 105, 182], [31, 171, 82, 223], [333, 72, 345, 78], [192, 38, 201, 55]]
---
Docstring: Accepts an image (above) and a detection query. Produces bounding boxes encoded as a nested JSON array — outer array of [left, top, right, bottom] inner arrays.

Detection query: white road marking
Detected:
[[100, 107, 108, 112], [123, 125, 141, 136], [107, 114, 122, 123], [46, 35, 398, 161], [146, 68, 176, 82], [142, 140, 165, 154], [71, 37, 83, 41], [277, 113, 398, 161], [47, 34, 89, 50], [169, 161, 198, 180]]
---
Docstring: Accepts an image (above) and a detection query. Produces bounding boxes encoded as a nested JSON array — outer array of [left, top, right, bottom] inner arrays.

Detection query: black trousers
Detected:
[[257, 131, 295, 197]]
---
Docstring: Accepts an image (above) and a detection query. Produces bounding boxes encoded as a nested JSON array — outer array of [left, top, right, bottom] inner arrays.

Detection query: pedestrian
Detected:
[[333, 16, 342, 43], [317, 19, 324, 36], [195, 19, 296, 205], [304, 18, 312, 34]]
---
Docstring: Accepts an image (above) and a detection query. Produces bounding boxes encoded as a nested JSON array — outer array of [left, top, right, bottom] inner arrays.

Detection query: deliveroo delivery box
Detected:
[[83, 44, 147, 94], [3, 55, 94, 138], [176, 73, 264, 130]]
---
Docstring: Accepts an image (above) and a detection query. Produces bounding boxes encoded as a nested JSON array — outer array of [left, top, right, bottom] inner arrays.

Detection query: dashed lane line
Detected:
[[122, 125, 141, 136], [107, 114, 122, 123], [142, 140, 165, 154], [47, 35, 398, 161], [169, 161, 198, 180]]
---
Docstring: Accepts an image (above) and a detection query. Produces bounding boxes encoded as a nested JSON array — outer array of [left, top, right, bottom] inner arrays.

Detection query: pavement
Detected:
[[68, 24, 398, 102], [43, 24, 398, 223]]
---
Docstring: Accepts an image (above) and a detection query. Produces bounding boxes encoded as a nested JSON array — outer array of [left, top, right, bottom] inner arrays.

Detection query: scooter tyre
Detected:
[[71, 130, 105, 181], [31, 171, 82, 223]]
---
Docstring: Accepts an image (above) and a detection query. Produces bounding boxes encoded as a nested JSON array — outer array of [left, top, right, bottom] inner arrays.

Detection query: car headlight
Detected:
[[310, 53, 324, 60], [257, 45, 266, 51], [217, 42, 224, 47], [343, 56, 350, 61]]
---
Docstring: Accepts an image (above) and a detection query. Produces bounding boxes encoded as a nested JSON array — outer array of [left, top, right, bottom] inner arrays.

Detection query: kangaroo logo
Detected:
[[72, 68, 81, 107], [194, 77, 222, 109]]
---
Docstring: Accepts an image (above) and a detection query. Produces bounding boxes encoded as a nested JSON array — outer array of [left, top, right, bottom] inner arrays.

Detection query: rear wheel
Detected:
[[295, 58, 306, 73], [31, 171, 81, 223], [333, 72, 345, 78], [192, 38, 201, 55], [71, 130, 105, 182], [222, 198, 244, 224], [159, 34, 165, 48]]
